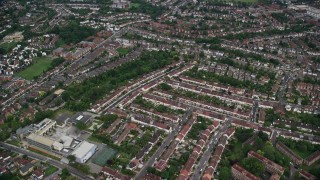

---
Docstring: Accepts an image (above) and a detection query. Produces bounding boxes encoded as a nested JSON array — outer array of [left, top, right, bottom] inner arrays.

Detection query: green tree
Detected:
[[67, 155, 76, 163], [76, 121, 87, 130], [241, 157, 265, 176], [61, 168, 70, 180], [218, 167, 231, 180]]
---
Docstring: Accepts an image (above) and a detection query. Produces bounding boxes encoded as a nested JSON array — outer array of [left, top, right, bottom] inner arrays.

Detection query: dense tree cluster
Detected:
[[271, 13, 289, 23], [63, 50, 176, 111], [0, 110, 53, 141], [241, 157, 265, 176], [129, 0, 166, 19], [51, 22, 97, 45], [187, 116, 212, 140]]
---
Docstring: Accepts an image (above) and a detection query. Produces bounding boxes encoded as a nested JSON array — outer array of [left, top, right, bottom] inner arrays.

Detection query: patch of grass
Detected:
[[17, 56, 53, 80], [7, 139, 20, 147], [53, 109, 74, 119], [88, 135, 103, 143], [45, 165, 58, 176], [116, 47, 131, 56], [28, 147, 61, 161], [0, 42, 18, 54], [130, 3, 140, 8], [56, 39, 66, 47]]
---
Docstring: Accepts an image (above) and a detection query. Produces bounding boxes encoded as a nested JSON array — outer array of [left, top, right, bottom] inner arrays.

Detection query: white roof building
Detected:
[[71, 141, 97, 163]]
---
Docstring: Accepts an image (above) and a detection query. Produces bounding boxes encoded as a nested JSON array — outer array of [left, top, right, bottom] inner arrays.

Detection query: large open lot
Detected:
[[0, 41, 18, 54], [17, 56, 53, 80]]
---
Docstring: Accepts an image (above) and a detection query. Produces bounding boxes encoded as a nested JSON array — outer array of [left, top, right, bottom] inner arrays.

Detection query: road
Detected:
[[270, 130, 278, 145], [0, 142, 93, 180], [289, 164, 298, 180], [134, 109, 193, 180], [190, 118, 232, 180], [251, 100, 259, 122], [278, 73, 289, 105]]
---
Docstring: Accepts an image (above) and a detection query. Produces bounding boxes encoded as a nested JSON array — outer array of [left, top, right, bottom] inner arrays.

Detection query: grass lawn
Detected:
[[53, 109, 74, 118], [45, 165, 58, 176], [290, 147, 313, 159], [88, 135, 103, 143], [0, 42, 18, 53], [28, 147, 61, 161], [6, 139, 20, 147], [130, 3, 140, 8], [17, 56, 53, 80], [56, 39, 66, 48], [116, 47, 131, 56]]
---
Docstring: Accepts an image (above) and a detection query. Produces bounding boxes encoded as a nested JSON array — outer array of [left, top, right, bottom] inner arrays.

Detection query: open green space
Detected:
[[0, 42, 18, 54], [116, 47, 132, 57], [92, 146, 117, 166], [51, 21, 96, 45], [129, 0, 166, 19], [130, 3, 140, 8], [44, 165, 58, 176], [16, 56, 53, 80], [53, 109, 74, 119], [88, 135, 104, 143], [6, 139, 20, 147]]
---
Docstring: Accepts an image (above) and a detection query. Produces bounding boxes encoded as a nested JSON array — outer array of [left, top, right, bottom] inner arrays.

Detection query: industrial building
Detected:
[[21, 116, 95, 161], [71, 141, 97, 163], [26, 133, 55, 152], [25, 118, 57, 152]]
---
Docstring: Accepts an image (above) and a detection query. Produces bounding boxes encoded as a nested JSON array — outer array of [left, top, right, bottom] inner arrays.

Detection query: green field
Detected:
[[92, 146, 117, 166], [45, 165, 58, 176], [130, 3, 141, 8], [116, 47, 131, 56], [53, 109, 74, 118], [17, 56, 53, 80], [0, 42, 18, 54], [6, 139, 20, 147]]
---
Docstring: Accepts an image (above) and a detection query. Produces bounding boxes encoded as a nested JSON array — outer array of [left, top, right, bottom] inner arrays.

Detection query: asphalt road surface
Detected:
[[134, 109, 193, 180], [0, 142, 93, 180], [190, 118, 232, 180]]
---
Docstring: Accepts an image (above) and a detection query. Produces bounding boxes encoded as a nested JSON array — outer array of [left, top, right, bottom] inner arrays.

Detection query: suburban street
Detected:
[[190, 118, 232, 180], [278, 73, 290, 105], [252, 100, 259, 122], [134, 109, 193, 180], [0, 142, 93, 180]]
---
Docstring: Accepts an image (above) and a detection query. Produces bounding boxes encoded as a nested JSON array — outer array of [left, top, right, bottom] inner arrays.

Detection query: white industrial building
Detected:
[[71, 141, 97, 163]]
